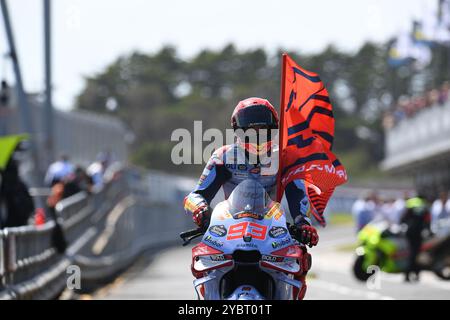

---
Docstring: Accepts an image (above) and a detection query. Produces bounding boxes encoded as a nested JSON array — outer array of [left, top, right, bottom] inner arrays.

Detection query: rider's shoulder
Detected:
[[211, 145, 234, 159], [208, 145, 234, 165]]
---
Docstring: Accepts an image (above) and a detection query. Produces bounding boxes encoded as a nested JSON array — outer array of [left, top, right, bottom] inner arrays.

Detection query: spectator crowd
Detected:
[[352, 189, 450, 235], [383, 81, 450, 130], [0, 140, 120, 231], [44, 151, 118, 215]]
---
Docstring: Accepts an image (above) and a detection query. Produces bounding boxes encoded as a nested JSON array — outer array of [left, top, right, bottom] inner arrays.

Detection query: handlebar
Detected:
[[287, 223, 303, 243], [179, 227, 206, 246]]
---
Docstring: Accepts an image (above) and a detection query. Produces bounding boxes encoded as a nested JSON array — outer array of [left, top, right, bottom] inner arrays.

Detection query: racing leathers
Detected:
[[183, 143, 317, 243], [184, 143, 316, 300]]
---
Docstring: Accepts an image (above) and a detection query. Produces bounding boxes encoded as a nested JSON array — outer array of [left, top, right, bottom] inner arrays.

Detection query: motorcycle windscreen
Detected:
[[227, 179, 271, 219]]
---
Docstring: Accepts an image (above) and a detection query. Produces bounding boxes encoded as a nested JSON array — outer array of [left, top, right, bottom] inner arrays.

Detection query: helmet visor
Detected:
[[234, 105, 277, 129]]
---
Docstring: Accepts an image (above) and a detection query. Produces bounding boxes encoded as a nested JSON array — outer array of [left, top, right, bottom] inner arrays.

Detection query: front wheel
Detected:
[[353, 255, 371, 282], [434, 264, 450, 280]]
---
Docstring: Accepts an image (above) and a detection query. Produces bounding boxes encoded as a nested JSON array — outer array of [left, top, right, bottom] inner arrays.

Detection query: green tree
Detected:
[[76, 42, 449, 180]]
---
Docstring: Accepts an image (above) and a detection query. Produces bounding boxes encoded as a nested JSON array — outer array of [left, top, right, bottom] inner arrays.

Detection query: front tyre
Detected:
[[434, 264, 450, 280], [353, 255, 371, 282]]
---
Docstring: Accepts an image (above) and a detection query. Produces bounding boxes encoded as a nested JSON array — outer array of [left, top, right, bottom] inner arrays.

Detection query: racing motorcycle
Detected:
[[180, 179, 311, 300], [353, 219, 450, 281]]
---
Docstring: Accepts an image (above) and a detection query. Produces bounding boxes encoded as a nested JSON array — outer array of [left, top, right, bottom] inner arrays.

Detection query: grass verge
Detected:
[[328, 213, 354, 226]]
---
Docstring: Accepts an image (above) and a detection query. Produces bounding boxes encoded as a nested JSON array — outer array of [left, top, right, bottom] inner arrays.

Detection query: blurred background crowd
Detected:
[[383, 81, 450, 129], [353, 190, 449, 230]]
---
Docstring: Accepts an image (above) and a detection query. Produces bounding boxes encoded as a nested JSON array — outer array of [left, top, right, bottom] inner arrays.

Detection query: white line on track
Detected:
[[311, 278, 395, 300], [314, 260, 450, 292], [379, 273, 450, 291]]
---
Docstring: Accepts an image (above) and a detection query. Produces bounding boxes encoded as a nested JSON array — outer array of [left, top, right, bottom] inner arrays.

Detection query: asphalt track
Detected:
[[88, 225, 450, 300]]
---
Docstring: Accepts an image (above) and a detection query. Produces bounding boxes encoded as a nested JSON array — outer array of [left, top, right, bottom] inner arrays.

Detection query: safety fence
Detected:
[[0, 168, 193, 299]]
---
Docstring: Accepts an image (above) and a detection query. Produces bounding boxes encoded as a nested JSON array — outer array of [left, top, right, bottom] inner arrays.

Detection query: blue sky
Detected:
[[0, 0, 436, 109]]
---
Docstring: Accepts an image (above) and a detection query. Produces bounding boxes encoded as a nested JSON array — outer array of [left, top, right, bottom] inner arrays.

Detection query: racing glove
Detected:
[[192, 205, 211, 229], [298, 224, 319, 247], [291, 216, 319, 247]]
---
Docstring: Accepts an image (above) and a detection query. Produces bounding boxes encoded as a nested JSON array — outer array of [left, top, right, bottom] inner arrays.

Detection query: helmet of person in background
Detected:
[[230, 97, 279, 157]]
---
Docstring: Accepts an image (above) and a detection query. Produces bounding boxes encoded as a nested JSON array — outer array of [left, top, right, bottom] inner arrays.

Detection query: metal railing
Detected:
[[0, 230, 6, 297], [0, 167, 192, 299]]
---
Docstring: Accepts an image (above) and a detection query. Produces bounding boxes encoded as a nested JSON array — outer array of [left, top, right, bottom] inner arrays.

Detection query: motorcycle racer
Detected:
[[184, 97, 318, 245], [183, 97, 319, 299]]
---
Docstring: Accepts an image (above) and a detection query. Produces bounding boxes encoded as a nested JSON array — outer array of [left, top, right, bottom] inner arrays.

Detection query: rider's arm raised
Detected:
[[284, 179, 312, 226]]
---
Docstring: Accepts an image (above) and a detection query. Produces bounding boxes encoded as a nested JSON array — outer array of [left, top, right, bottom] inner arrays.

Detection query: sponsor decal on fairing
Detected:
[[208, 225, 227, 237], [268, 226, 288, 239]]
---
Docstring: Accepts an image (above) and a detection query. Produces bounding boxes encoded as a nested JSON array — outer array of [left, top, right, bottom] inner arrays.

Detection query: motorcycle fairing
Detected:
[[198, 200, 303, 277], [204, 200, 295, 257], [191, 179, 304, 300]]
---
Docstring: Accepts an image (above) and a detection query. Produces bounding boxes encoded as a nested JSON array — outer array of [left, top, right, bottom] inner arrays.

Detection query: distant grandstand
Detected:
[[382, 98, 450, 197]]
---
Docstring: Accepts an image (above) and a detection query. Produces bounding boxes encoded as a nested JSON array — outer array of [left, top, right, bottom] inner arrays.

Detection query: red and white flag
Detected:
[[276, 53, 347, 226]]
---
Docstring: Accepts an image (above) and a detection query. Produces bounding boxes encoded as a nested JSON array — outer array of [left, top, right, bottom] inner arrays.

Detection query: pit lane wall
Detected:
[[0, 167, 193, 299]]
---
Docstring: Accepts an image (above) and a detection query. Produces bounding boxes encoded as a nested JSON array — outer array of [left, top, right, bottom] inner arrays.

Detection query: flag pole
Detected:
[[276, 53, 287, 202]]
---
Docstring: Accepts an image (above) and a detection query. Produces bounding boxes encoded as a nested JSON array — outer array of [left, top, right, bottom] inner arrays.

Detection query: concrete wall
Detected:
[[382, 101, 450, 196]]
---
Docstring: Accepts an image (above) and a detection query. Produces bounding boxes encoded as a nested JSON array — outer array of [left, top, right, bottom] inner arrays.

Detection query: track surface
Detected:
[[92, 225, 450, 300]]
